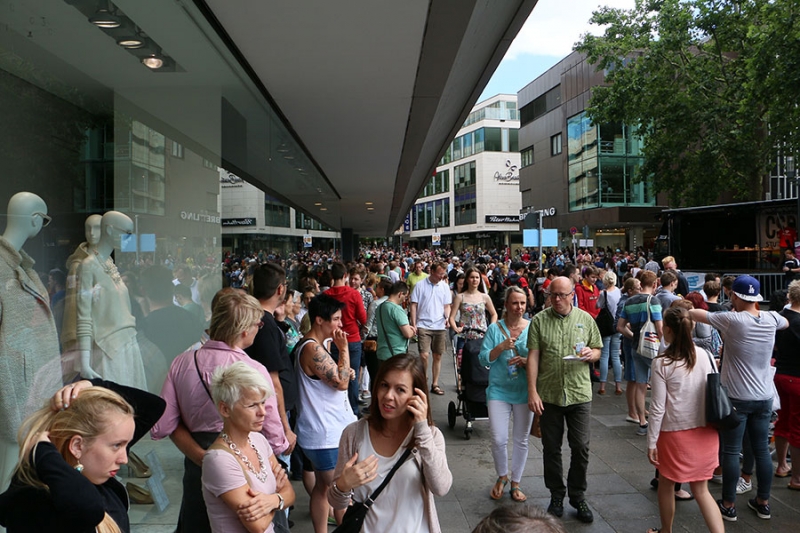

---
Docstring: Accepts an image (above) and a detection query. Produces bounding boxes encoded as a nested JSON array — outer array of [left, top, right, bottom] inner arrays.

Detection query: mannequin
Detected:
[[72, 211, 147, 389], [60, 214, 102, 365], [0, 192, 61, 490]]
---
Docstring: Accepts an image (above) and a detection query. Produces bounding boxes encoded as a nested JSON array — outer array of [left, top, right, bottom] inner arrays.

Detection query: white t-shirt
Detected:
[[411, 277, 452, 330], [707, 310, 788, 401]]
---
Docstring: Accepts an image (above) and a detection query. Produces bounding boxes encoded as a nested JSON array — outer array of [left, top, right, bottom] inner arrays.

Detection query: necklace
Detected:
[[220, 432, 268, 483], [93, 251, 122, 285]]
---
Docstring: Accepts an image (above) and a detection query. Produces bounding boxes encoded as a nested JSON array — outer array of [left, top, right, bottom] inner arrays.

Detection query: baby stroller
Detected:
[[447, 328, 489, 439]]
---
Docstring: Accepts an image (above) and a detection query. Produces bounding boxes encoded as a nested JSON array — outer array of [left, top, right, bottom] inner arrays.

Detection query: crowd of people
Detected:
[[1, 242, 798, 533]]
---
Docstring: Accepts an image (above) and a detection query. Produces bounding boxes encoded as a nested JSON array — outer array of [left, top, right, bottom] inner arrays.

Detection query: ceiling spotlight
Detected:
[[117, 35, 144, 49], [367, 207, 375, 211], [320, 207, 328, 211], [142, 54, 164, 69], [89, 9, 121, 28], [365, 202, 373, 205], [314, 202, 322, 206]]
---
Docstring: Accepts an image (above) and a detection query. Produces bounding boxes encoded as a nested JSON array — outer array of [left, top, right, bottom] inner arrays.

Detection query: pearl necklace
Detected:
[[220, 432, 268, 483]]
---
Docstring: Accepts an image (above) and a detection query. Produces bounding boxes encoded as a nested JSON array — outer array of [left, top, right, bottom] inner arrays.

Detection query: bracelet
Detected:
[[331, 480, 354, 498], [275, 492, 285, 511]]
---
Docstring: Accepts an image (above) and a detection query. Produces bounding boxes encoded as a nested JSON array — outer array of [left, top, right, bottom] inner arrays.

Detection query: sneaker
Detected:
[[574, 500, 594, 523], [711, 473, 723, 484], [636, 424, 648, 436], [359, 391, 371, 403], [747, 498, 771, 520], [736, 477, 752, 494], [547, 497, 564, 517], [717, 499, 737, 522]]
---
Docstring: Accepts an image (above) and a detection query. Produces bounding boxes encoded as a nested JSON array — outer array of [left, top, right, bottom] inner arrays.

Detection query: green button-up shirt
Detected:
[[527, 306, 602, 406]]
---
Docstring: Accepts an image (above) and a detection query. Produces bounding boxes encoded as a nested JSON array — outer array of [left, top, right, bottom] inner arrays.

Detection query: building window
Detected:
[[413, 198, 450, 230], [203, 158, 216, 169], [520, 85, 561, 126], [484, 128, 502, 152], [421, 170, 450, 197], [521, 146, 534, 168], [265, 196, 290, 227], [453, 160, 476, 226], [171, 141, 184, 158], [473, 128, 485, 153], [551, 133, 562, 156]]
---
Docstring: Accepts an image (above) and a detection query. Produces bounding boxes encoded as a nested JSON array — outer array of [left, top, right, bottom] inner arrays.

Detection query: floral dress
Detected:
[[459, 301, 488, 339]]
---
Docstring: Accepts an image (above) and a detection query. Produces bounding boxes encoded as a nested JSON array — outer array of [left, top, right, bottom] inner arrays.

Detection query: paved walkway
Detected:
[[129, 342, 799, 533]]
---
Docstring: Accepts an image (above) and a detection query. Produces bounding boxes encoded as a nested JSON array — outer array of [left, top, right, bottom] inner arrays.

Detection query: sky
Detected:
[[479, 0, 636, 101]]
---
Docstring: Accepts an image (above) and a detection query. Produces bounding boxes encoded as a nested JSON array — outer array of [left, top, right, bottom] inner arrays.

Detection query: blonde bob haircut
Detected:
[[602, 270, 618, 288], [208, 290, 264, 347], [789, 279, 800, 305], [14, 387, 134, 533], [211, 361, 273, 410]]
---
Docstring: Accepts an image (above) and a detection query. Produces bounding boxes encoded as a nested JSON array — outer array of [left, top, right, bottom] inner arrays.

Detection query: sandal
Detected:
[[788, 483, 800, 491], [646, 529, 661, 533], [510, 486, 527, 502], [430, 385, 444, 395], [775, 468, 791, 478], [490, 477, 508, 500]]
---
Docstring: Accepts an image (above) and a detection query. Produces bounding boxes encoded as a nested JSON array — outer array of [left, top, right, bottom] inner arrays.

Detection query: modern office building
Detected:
[[517, 51, 667, 252], [405, 94, 522, 253]]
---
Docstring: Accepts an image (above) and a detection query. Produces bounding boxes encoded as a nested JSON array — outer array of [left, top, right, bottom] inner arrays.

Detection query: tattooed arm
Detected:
[[304, 334, 350, 391]]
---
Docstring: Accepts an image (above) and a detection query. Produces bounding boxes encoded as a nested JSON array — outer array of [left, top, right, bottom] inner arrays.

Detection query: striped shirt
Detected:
[[527, 307, 602, 406]]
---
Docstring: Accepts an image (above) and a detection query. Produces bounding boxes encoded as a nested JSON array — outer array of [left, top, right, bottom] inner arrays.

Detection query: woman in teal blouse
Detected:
[[479, 286, 533, 502]]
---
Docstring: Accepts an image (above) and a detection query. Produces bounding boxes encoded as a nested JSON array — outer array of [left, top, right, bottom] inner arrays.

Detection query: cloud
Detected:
[[504, 0, 636, 60]]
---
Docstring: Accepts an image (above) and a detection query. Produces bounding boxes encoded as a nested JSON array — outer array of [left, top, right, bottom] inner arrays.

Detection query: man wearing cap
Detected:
[[690, 275, 788, 522]]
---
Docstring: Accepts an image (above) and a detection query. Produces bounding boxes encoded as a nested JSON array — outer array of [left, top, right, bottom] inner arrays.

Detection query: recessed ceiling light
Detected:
[[142, 55, 164, 69], [314, 202, 322, 206], [320, 207, 328, 211], [365, 202, 373, 205], [89, 9, 121, 29], [117, 33, 144, 49], [367, 207, 374, 211]]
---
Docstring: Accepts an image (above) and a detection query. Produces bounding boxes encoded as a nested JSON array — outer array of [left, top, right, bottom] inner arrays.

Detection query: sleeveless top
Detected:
[[295, 338, 357, 449], [459, 300, 487, 340]]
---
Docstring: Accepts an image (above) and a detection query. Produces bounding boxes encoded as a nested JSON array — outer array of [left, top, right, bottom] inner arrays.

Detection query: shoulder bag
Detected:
[[332, 447, 413, 533], [704, 350, 740, 431], [594, 290, 616, 337], [637, 295, 660, 359]]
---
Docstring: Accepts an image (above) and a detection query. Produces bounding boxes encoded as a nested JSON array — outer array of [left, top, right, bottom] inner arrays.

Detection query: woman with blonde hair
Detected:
[[151, 289, 289, 533], [596, 270, 623, 395], [0, 379, 165, 532], [202, 362, 296, 533]]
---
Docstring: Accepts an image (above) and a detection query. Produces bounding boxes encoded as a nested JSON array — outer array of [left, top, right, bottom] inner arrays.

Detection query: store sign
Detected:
[[485, 215, 522, 224], [222, 218, 256, 227], [220, 170, 244, 188], [181, 211, 221, 224], [493, 159, 519, 185]]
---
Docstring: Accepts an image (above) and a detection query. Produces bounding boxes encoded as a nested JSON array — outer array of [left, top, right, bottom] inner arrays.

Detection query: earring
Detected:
[[74, 462, 84, 473]]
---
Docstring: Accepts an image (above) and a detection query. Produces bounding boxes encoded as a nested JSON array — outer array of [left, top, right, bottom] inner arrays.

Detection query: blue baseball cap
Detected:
[[732, 275, 763, 302]]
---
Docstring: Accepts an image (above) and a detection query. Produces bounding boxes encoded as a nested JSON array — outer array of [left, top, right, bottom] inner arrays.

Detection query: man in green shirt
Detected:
[[376, 282, 417, 362], [405, 260, 428, 296], [527, 276, 602, 524]]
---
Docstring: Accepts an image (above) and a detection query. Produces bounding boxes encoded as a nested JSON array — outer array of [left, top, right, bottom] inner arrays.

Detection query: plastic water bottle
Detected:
[[507, 362, 519, 380]]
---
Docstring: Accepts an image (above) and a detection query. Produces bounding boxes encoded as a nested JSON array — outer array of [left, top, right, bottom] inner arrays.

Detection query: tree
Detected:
[[575, 0, 800, 207]]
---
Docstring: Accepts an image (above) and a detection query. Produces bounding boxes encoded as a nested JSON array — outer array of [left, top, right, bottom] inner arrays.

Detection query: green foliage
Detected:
[[575, 0, 799, 207]]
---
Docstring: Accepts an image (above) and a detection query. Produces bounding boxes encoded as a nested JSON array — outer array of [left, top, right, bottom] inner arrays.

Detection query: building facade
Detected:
[[404, 94, 522, 253], [220, 170, 339, 256], [517, 52, 667, 252]]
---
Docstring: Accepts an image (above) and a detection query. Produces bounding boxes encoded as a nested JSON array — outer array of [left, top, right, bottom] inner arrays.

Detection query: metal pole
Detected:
[[538, 210, 543, 272], [134, 214, 139, 266], [788, 155, 797, 252]]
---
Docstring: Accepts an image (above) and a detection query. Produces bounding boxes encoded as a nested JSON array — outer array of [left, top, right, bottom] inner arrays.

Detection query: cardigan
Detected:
[[328, 419, 452, 533]]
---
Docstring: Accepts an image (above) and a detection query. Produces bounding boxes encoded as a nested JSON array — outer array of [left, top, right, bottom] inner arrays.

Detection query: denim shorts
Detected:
[[632, 352, 652, 384], [301, 447, 339, 472]]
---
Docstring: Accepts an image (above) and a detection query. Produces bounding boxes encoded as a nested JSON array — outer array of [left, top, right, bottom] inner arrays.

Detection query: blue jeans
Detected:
[[721, 398, 773, 503], [599, 333, 622, 384], [329, 340, 362, 416]]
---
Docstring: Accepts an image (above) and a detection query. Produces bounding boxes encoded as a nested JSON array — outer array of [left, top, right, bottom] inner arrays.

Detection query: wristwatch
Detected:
[[276, 493, 285, 511]]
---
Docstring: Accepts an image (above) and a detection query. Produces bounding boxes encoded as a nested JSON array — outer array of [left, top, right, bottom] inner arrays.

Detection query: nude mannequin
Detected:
[[0, 192, 61, 491], [73, 211, 147, 389]]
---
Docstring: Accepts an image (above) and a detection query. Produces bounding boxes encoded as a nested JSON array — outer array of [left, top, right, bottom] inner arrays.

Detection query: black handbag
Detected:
[[332, 447, 414, 533], [704, 351, 740, 430], [595, 290, 616, 337]]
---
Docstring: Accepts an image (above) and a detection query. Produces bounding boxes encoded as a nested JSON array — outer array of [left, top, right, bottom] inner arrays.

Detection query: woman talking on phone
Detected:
[[328, 353, 452, 532]]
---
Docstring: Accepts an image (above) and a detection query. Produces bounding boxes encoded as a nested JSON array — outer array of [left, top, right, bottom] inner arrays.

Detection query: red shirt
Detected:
[[324, 285, 367, 341], [575, 281, 601, 319]]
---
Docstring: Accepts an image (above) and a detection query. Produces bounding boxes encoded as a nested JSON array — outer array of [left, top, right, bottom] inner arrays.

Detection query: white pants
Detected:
[[487, 400, 534, 483]]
